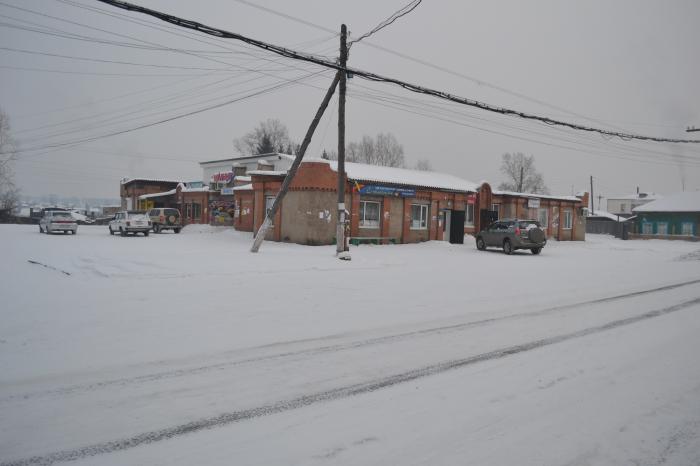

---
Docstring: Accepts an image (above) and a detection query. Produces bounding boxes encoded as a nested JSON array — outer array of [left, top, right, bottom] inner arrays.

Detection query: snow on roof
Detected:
[[233, 183, 253, 191], [234, 175, 251, 182], [494, 190, 581, 202], [587, 210, 628, 221], [257, 159, 273, 166], [247, 170, 287, 176], [121, 177, 182, 185], [200, 153, 295, 166], [633, 191, 700, 213], [139, 189, 176, 200], [608, 192, 662, 201], [325, 160, 478, 192]]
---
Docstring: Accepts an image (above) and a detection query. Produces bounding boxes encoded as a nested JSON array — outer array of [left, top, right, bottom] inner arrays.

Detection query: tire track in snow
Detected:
[[4, 278, 700, 404], [3, 296, 700, 466]]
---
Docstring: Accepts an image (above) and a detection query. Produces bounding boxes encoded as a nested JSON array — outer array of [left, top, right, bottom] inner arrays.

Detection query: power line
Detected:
[[0, 64, 209, 77], [92, 0, 700, 145], [348, 0, 422, 47]]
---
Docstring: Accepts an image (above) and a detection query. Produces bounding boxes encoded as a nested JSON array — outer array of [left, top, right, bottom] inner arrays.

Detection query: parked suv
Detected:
[[39, 210, 78, 235], [109, 211, 151, 236], [476, 219, 546, 255], [148, 208, 181, 233]]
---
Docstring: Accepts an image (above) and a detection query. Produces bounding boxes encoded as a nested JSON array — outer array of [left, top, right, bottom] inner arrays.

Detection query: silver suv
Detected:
[[39, 210, 78, 235], [476, 219, 546, 255]]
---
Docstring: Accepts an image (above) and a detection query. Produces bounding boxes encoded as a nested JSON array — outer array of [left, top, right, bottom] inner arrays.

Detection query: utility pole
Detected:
[[250, 73, 341, 253], [590, 175, 594, 216], [336, 24, 349, 258]]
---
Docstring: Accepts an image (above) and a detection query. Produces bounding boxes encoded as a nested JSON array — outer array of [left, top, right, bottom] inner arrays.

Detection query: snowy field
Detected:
[[1, 224, 700, 466]]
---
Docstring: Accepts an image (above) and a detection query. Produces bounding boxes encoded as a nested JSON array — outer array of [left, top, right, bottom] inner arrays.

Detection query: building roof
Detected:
[[137, 183, 209, 200], [633, 191, 700, 213], [233, 183, 253, 191], [327, 160, 479, 192], [120, 177, 182, 185], [199, 153, 295, 166], [494, 190, 581, 202], [608, 192, 662, 201], [139, 189, 176, 200], [587, 210, 629, 221]]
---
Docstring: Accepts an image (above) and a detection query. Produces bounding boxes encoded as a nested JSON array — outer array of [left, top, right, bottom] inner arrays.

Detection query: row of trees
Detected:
[[233, 119, 549, 193]]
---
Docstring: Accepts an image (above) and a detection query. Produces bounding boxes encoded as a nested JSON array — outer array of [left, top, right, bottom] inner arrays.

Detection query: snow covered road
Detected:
[[1, 225, 700, 465]]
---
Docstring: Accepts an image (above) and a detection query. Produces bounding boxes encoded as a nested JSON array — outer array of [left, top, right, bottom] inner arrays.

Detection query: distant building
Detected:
[[632, 191, 700, 239], [606, 191, 660, 218]]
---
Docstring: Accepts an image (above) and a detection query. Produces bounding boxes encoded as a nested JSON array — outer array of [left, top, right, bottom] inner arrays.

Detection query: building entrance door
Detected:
[[449, 209, 465, 244]]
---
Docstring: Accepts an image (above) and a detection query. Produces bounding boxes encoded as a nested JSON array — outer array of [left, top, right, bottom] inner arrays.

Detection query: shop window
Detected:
[[681, 222, 694, 236], [359, 200, 380, 228], [538, 208, 548, 228], [563, 209, 573, 229], [491, 203, 500, 220], [411, 204, 429, 230], [642, 222, 653, 235], [656, 222, 668, 235], [464, 204, 474, 226]]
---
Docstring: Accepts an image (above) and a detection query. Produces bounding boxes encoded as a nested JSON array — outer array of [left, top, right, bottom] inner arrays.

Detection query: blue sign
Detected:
[[358, 185, 416, 197], [220, 187, 235, 195]]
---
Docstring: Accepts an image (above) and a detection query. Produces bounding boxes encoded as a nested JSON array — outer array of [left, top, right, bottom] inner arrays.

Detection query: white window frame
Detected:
[[491, 203, 500, 220], [265, 195, 276, 225], [359, 200, 380, 229], [563, 209, 573, 230], [642, 222, 653, 235], [464, 203, 474, 226], [410, 204, 429, 230], [656, 222, 668, 235], [681, 222, 694, 236]]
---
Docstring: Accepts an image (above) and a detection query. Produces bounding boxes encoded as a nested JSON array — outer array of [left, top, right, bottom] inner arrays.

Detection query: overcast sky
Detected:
[[1, 0, 699, 206]]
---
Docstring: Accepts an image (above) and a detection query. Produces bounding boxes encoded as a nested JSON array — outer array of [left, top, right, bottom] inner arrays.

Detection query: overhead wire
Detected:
[[348, 0, 421, 48], [89, 0, 700, 145]]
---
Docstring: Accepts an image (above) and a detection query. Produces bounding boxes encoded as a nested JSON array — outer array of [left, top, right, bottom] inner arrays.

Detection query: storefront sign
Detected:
[[355, 184, 416, 197], [220, 187, 235, 195], [466, 194, 476, 205], [211, 172, 233, 184], [527, 198, 541, 209]]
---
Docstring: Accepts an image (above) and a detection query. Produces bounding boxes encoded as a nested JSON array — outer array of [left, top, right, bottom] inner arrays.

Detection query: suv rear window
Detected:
[[52, 212, 72, 218], [164, 209, 180, 216], [518, 220, 541, 229]]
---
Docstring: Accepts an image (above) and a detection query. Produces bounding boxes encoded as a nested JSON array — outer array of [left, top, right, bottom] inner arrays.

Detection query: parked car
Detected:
[[476, 219, 546, 255], [39, 210, 78, 235], [148, 207, 181, 233], [109, 211, 151, 236]]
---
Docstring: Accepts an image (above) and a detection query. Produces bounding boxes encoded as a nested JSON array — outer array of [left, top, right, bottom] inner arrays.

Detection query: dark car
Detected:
[[476, 219, 547, 255]]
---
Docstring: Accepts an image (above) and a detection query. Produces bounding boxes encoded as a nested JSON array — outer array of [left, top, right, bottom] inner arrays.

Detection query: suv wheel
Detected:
[[503, 239, 513, 255], [153, 224, 160, 233], [119, 227, 126, 237], [531, 247, 542, 255], [109, 227, 114, 235], [476, 237, 486, 251], [174, 228, 181, 234]]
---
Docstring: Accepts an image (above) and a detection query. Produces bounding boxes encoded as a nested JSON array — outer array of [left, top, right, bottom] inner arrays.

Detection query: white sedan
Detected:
[[39, 211, 78, 235]]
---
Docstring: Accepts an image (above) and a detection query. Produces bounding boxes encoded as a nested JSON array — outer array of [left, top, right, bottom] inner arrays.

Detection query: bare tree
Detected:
[[414, 159, 433, 171], [0, 108, 19, 213], [233, 118, 294, 155], [334, 133, 405, 167], [497, 152, 549, 194]]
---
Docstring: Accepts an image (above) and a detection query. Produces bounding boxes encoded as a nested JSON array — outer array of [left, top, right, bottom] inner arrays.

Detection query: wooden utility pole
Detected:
[[336, 24, 349, 257], [590, 175, 594, 215], [250, 72, 341, 253], [518, 166, 524, 192]]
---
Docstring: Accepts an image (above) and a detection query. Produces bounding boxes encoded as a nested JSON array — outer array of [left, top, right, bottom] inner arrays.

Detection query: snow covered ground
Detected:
[[1, 224, 699, 465]]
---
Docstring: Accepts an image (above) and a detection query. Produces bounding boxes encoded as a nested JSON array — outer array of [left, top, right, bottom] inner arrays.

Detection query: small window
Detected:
[[464, 203, 474, 226], [642, 222, 653, 235], [538, 208, 548, 228], [491, 203, 500, 220], [563, 209, 573, 229], [410, 204, 429, 230], [681, 222, 694, 236], [657, 222, 668, 235], [359, 201, 380, 228], [192, 203, 201, 220]]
